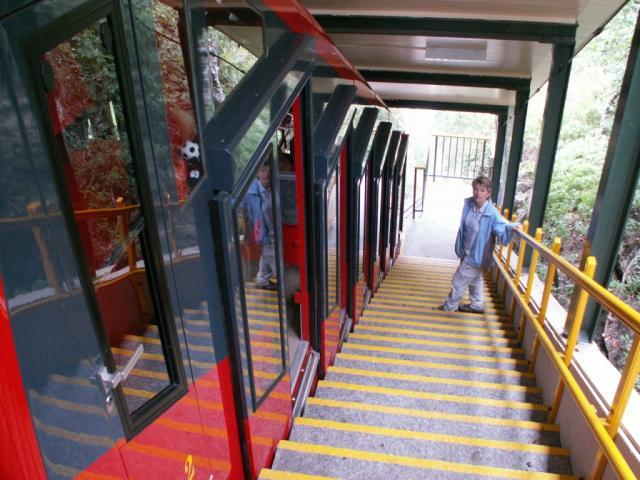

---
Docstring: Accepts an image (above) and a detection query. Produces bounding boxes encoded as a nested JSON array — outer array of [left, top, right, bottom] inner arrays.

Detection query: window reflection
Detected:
[[234, 143, 286, 408], [43, 20, 174, 413], [326, 167, 339, 311], [204, 1, 263, 109], [153, 0, 202, 198]]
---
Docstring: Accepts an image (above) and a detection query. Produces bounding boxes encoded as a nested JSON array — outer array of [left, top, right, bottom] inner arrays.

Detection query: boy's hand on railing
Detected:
[[513, 222, 523, 230]]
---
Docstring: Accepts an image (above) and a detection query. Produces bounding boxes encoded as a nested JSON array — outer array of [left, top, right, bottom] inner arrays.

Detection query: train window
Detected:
[[152, 0, 202, 199], [36, 16, 184, 423], [326, 165, 340, 311], [204, 0, 263, 110], [233, 140, 286, 409]]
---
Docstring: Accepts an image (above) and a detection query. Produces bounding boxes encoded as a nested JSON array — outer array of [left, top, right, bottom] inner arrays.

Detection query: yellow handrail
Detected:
[[512, 229, 640, 336], [494, 225, 640, 480]]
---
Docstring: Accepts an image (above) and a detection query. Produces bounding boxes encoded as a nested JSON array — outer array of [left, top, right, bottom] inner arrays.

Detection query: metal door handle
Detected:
[[97, 344, 144, 393]]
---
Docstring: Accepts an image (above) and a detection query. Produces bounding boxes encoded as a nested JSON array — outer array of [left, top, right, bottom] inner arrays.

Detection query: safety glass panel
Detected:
[[233, 68, 307, 181], [152, 0, 203, 198], [233, 141, 286, 409], [202, 0, 263, 110], [326, 165, 340, 312], [42, 19, 175, 414]]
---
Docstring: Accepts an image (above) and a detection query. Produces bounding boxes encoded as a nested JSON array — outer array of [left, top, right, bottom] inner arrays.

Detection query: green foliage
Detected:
[[526, 1, 640, 386]]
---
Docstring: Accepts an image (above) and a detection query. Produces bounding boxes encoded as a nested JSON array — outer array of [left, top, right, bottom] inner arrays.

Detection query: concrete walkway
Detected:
[[402, 178, 472, 260]]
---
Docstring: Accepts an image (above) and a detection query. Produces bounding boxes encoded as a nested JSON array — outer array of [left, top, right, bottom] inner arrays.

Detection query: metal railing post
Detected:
[[116, 197, 137, 272], [27, 202, 63, 294], [590, 335, 640, 479], [529, 237, 562, 372], [549, 256, 597, 423], [432, 136, 438, 182], [517, 227, 542, 343], [510, 220, 529, 319]]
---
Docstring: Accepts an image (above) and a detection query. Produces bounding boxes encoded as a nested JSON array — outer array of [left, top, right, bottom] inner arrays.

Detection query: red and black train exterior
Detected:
[[0, 0, 408, 478]]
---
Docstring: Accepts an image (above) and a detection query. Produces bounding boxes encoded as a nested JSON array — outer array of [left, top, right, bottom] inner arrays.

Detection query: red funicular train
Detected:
[[0, 0, 408, 478]]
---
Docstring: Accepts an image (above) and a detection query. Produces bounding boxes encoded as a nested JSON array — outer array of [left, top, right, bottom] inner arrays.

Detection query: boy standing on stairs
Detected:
[[437, 176, 520, 313]]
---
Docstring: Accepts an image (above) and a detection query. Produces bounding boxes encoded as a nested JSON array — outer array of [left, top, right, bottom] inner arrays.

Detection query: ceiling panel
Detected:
[[301, 0, 627, 108], [370, 82, 516, 105]]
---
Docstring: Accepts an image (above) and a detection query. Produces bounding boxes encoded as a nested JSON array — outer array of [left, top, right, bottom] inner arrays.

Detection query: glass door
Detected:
[[26, 4, 220, 478]]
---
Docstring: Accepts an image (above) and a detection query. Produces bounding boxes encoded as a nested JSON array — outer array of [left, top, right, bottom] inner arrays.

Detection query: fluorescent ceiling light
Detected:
[[425, 39, 488, 62]]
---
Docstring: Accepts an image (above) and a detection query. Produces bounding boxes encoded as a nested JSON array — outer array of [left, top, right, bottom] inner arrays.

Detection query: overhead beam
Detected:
[[501, 88, 529, 212], [316, 16, 577, 44], [527, 43, 575, 244], [361, 70, 531, 91], [385, 99, 508, 115], [491, 112, 509, 203]]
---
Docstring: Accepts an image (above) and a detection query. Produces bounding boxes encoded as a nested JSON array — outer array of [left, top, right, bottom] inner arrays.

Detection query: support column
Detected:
[[527, 43, 574, 233], [501, 88, 529, 212], [491, 112, 508, 203], [580, 13, 640, 337]]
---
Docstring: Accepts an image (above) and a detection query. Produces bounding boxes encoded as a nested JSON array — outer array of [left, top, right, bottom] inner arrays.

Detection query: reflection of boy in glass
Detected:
[[240, 161, 277, 290]]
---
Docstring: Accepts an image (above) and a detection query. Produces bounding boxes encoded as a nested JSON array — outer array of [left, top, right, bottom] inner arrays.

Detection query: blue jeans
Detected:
[[256, 242, 276, 286], [443, 259, 484, 311]]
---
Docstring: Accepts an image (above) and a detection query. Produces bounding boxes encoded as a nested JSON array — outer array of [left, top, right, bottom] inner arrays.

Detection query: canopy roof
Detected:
[[302, 0, 627, 108]]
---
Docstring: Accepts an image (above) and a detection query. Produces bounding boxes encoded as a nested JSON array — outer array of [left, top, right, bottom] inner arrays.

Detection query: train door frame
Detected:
[[389, 134, 409, 262], [372, 129, 400, 293], [1, 0, 231, 477], [282, 92, 321, 417], [200, 29, 315, 477], [310, 84, 357, 376], [346, 108, 379, 326], [364, 122, 392, 296]]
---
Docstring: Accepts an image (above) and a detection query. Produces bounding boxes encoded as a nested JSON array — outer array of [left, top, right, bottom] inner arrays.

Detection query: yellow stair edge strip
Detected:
[[294, 417, 569, 456], [277, 441, 579, 480], [306, 397, 559, 432], [350, 332, 523, 354], [354, 324, 516, 344], [343, 343, 528, 366], [358, 316, 516, 336], [362, 309, 512, 327], [336, 352, 534, 378], [327, 365, 541, 393], [259, 469, 338, 479], [373, 294, 503, 308], [369, 300, 505, 316], [319, 380, 549, 412], [367, 305, 509, 320]]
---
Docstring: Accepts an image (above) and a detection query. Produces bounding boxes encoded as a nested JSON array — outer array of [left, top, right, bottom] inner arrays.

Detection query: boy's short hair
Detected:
[[472, 176, 492, 192]]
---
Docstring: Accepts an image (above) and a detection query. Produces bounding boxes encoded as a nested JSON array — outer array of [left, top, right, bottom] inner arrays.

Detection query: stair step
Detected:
[[371, 294, 504, 309], [271, 440, 578, 480], [352, 323, 518, 346], [340, 343, 530, 371], [315, 380, 551, 422], [289, 417, 572, 474], [366, 304, 510, 321], [333, 353, 537, 386], [324, 366, 543, 403], [368, 302, 506, 317], [304, 397, 562, 446], [347, 332, 526, 359], [361, 309, 514, 329], [358, 315, 516, 337]]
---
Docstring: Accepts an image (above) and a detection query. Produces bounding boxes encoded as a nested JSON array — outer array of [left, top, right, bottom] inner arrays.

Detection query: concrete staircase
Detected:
[[260, 257, 577, 480]]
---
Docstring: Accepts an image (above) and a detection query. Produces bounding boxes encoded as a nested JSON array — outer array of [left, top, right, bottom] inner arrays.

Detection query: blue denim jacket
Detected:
[[239, 179, 274, 245], [455, 197, 515, 268]]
